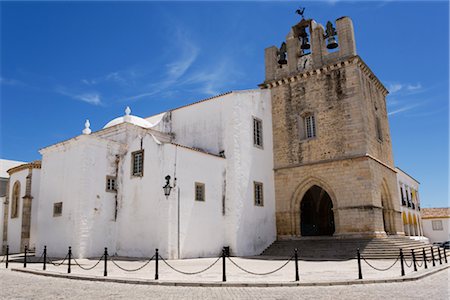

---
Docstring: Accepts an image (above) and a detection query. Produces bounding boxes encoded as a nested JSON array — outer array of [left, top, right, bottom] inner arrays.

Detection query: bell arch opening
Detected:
[[300, 185, 335, 236]]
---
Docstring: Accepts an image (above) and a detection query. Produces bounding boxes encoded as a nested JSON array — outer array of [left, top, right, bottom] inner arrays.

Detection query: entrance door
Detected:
[[300, 185, 335, 236]]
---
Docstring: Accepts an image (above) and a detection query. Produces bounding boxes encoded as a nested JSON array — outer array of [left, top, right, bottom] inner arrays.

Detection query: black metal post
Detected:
[[294, 248, 299, 282], [357, 248, 363, 280], [438, 247, 442, 265], [24, 245, 28, 268], [5, 245, 9, 269], [43, 246, 47, 271], [222, 247, 226, 282], [444, 248, 448, 264], [412, 249, 417, 272], [68, 247, 72, 274], [400, 248, 405, 276], [155, 249, 159, 280], [431, 247, 436, 267], [422, 248, 428, 269], [104, 247, 108, 277]]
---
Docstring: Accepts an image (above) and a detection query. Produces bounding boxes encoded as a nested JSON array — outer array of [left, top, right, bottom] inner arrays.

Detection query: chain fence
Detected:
[[360, 255, 400, 272], [72, 256, 104, 271], [159, 255, 221, 275], [47, 254, 69, 267], [227, 256, 294, 276], [109, 255, 155, 272]]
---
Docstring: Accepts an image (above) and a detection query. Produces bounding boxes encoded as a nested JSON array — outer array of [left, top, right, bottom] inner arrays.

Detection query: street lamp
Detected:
[[163, 175, 173, 198]]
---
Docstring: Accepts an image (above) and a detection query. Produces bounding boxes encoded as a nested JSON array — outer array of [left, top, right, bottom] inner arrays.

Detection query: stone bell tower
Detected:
[[261, 16, 403, 238]]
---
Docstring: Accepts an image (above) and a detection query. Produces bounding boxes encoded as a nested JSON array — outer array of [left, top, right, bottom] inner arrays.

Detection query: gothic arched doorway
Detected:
[[300, 185, 335, 236]]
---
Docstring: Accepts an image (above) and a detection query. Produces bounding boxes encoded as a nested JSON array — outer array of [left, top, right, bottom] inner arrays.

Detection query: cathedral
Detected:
[[2, 15, 406, 259]]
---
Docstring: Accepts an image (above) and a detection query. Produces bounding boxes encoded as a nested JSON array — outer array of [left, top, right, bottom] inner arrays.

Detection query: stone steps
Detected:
[[260, 236, 448, 260]]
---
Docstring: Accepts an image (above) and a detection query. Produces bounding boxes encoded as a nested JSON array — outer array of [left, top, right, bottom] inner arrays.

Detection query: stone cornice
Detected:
[[7, 161, 41, 175], [259, 55, 389, 97], [274, 153, 396, 173]]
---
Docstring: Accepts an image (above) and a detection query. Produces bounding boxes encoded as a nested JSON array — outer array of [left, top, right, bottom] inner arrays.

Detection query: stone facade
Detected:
[[262, 16, 403, 238]]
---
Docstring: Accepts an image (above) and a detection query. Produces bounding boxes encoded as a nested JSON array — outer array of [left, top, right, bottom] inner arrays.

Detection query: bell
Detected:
[[326, 36, 338, 49], [278, 58, 287, 65], [301, 37, 310, 50]]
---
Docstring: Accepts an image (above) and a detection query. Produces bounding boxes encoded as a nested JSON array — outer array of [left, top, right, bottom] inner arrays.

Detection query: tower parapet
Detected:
[[264, 17, 356, 82]]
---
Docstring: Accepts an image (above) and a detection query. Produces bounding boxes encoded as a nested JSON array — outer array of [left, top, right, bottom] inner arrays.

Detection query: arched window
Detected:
[[11, 181, 20, 218]]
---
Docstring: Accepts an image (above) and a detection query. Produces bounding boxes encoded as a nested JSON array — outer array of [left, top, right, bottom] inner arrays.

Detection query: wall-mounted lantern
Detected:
[[163, 175, 173, 198]]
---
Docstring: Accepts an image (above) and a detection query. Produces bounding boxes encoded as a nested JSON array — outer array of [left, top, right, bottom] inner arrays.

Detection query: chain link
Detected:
[[72, 256, 104, 271], [415, 260, 423, 267], [227, 256, 293, 276], [403, 258, 412, 268], [159, 255, 221, 275], [109, 255, 155, 272], [47, 254, 69, 267], [361, 255, 400, 271], [0, 255, 5, 263]]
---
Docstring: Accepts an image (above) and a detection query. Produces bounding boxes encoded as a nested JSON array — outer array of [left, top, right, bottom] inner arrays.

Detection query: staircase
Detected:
[[260, 236, 447, 260]]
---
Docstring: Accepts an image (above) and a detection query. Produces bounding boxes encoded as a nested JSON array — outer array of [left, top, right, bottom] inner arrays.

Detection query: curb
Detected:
[[8, 264, 449, 288]]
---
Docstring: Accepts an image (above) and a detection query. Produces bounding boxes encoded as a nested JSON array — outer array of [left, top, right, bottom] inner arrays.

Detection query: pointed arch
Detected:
[[380, 178, 396, 234], [291, 176, 337, 236]]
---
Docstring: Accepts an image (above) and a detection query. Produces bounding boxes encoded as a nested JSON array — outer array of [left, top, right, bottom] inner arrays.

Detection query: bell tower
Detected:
[[262, 13, 403, 238]]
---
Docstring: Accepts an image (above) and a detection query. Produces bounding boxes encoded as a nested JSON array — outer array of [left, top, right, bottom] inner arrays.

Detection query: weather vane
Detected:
[[295, 7, 306, 20]]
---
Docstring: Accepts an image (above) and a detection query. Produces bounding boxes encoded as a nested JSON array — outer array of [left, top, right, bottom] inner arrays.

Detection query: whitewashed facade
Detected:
[[395, 167, 424, 238], [3, 89, 276, 259], [422, 208, 450, 243]]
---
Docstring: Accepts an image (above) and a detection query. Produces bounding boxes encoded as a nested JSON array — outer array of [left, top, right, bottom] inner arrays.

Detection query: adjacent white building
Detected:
[[422, 208, 450, 243], [0, 159, 26, 253], [395, 167, 423, 238], [3, 89, 277, 259]]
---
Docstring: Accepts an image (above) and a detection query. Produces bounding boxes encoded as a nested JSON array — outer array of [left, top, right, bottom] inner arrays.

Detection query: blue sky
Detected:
[[0, 1, 448, 208]]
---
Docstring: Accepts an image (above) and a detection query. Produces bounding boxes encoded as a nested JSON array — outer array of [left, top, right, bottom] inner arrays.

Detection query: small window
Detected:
[[254, 181, 264, 206], [106, 176, 117, 192], [304, 114, 316, 139], [195, 182, 205, 202], [253, 117, 263, 148], [432, 220, 443, 231], [53, 202, 63, 217], [131, 150, 144, 176]]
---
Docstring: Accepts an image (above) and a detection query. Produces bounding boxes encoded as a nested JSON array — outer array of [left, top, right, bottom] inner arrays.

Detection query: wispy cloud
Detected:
[[56, 87, 103, 106], [387, 82, 423, 95], [0, 77, 25, 86], [388, 103, 421, 116]]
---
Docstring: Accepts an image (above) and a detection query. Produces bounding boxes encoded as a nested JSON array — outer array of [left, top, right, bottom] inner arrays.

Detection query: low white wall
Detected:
[[423, 218, 450, 243]]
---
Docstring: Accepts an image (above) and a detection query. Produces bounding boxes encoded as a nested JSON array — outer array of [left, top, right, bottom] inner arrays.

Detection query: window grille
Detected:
[[195, 182, 205, 201], [132, 150, 144, 176], [53, 202, 63, 217], [254, 181, 264, 206], [253, 117, 263, 148]]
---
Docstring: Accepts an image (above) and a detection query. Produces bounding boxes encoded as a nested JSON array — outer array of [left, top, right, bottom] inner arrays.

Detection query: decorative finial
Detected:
[[82, 119, 91, 135], [125, 106, 131, 116], [295, 7, 306, 20]]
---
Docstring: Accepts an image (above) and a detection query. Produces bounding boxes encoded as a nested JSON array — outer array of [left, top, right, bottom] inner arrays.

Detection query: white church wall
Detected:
[[167, 89, 276, 256], [115, 132, 171, 258], [174, 145, 226, 259], [224, 90, 276, 256], [37, 136, 123, 257], [7, 169, 28, 254]]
